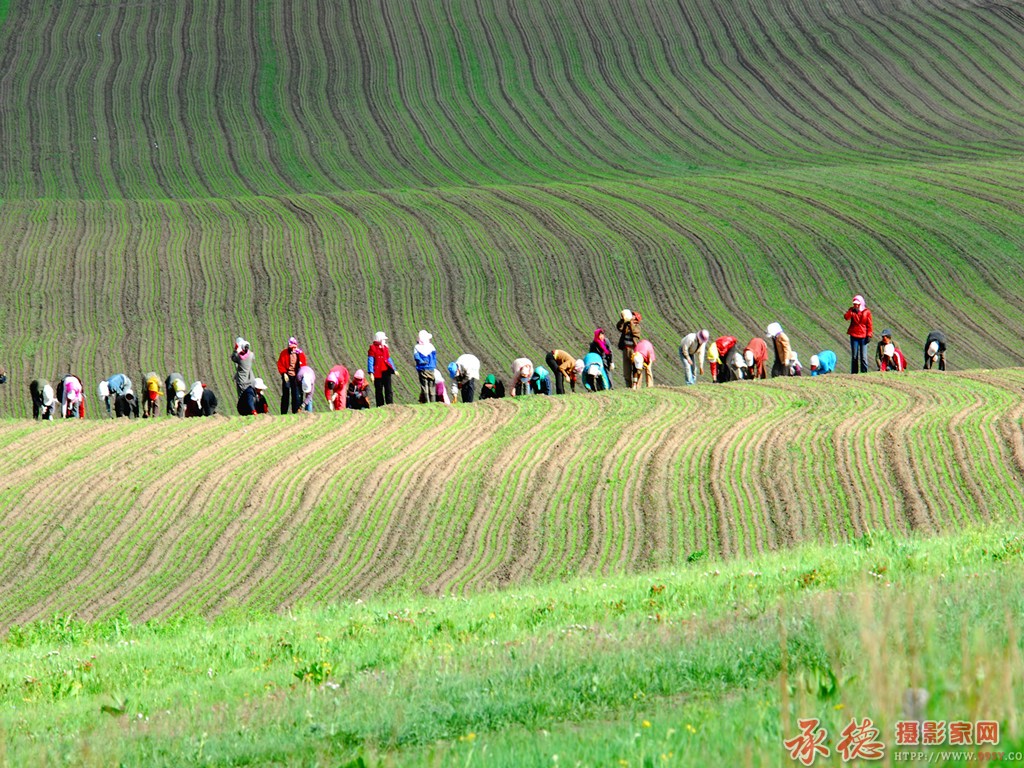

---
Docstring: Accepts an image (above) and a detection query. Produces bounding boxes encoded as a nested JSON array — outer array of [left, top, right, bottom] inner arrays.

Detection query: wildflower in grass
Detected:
[[642, 720, 651, 728]]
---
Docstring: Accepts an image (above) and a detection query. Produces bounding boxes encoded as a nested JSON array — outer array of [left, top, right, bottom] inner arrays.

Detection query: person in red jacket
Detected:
[[276, 336, 308, 414], [711, 336, 739, 383], [844, 294, 873, 374], [367, 331, 398, 407], [743, 338, 769, 380]]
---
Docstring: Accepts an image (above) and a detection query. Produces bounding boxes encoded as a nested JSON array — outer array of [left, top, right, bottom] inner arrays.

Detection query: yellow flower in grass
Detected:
[[642, 720, 652, 728]]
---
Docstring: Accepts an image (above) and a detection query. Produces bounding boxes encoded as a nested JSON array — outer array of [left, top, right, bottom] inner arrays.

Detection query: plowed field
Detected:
[[1, 372, 1022, 629]]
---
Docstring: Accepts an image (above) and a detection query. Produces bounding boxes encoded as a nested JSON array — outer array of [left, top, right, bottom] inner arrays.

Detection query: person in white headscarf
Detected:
[[510, 357, 534, 397], [678, 329, 709, 385], [413, 330, 438, 403], [766, 323, 796, 378], [924, 330, 946, 371]]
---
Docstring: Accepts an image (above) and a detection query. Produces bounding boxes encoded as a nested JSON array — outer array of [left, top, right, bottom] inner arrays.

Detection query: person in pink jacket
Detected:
[[297, 365, 316, 412], [324, 365, 349, 411], [60, 375, 85, 418], [631, 339, 656, 389]]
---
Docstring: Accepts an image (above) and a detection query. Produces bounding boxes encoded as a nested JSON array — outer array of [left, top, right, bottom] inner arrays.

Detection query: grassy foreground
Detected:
[[1, 527, 1021, 766]]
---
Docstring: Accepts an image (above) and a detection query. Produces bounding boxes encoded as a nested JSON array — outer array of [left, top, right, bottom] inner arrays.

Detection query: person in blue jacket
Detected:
[[413, 329, 438, 403], [107, 373, 139, 418], [581, 352, 611, 391], [809, 351, 837, 376]]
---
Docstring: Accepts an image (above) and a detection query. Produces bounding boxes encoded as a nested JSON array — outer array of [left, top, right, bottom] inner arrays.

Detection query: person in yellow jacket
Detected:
[[143, 371, 163, 418]]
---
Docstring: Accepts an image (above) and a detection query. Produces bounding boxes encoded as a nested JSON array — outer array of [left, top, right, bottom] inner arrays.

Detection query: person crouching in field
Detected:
[[143, 372, 162, 418], [59, 375, 85, 418], [809, 351, 837, 376], [879, 343, 907, 372], [678, 330, 709, 385], [590, 329, 614, 388], [239, 377, 269, 415], [631, 339, 656, 389], [709, 336, 740, 383], [511, 358, 533, 397], [582, 352, 611, 391], [232, 338, 258, 416], [30, 379, 57, 420], [615, 309, 642, 388], [433, 369, 452, 404], [367, 331, 398, 406], [480, 375, 505, 399], [324, 365, 350, 411], [184, 381, 217, 417], [348, 370, 371, 410], [845, 294, 873, 374], [924, 330, 947, 370], [166, 372, 188, 417], [530, 366, 552, 396], [414, 330, 438, 403], [448, 354, 481, 402], [298, 365, 316, 412], [277, 336, 308, 414], [766, 324, 799, 378], [545, 349, 578, 395], [107, 374, 139, 418], [874, 329, 896, 371], [743, 337, 768, 380]]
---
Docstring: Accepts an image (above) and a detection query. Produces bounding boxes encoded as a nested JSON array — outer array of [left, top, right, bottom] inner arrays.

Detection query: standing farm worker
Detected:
[[615, 309, 642, 388], [30, 379, 57, 420], [530, 366, 552, 396], [766, 323, 797, 378], [367, 331, 398, 407], [589, 329, 614, 388], [544, 349, 578, 395], [324, 365, 350, 411], [239, 377, 269, 415], [874, 329, 896, 371], [709, 336, 740, 383], [924, 330, 947, 370], [413, 330, 438, 403], [511, 357, 534, 397], [348, 370, 371, 410], [165, 372, 188, 417], [143, 372, 162, 418], [107, 373, 139, 418], [447, 354, 481, 403], [231, 338, 259, 416], [879, 343, 907, 372], [582, 351, 611, 392], [845, 294, 873, 373], [743, 338, 769, 380], [633, 339, 656, 388], [678, 330, 709, 385], [809, 351, 837, 376], [183, 381, 218, 417], [480, 374, 506, 400], [297, 365, 316, 412], [277, 336, 308, 414], [59, 375, 85, 418]]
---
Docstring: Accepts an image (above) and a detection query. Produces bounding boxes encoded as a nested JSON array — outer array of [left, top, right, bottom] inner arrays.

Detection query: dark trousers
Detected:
[[545, 353, 567, 394], [924, 351, 946, 371], [418, 370, 436, 403], [237, 386, 256, 416], [374, 370, 394, 407], [459, 379, 476, 403], [850, 337, 870, 374], [281, 375, 301, 414]]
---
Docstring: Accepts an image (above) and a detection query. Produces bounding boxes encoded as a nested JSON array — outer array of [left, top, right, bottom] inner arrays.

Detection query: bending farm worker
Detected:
[[107, 373, 138, 418], [367, 331, 398, 407], [447, 353, 481, 402], [678, 330, 709, 385], [184, 381, 218, 417], [510, 357, 534, 397], [743, 337, 769, 380], [789, 352, 803, 376], [544, 349, 578, 395], [480, 374, 506, 400], [324, 365, 350, 411], [615, 309, 642, 388], [143, 371, 162, 418], [413, 330, 438, 403], [632, 339, 656, 388], [845, 294, 873, 373], [30, 379, 57, 420], [924, 330, 947, 370], [880, 343, 907, 372], [766, 323, 796, 378], [231, 338, 258, 416], [530, 366, 552, 396], [238, 377, 269, 415], [809, 351, 837, 376], [252, 379, 270, 414], [874, 328, 895, 371], [97, 379, 111, 417], [276, 336, 308, 414], [165, 372, 188, 417], [433, 369, 452, 405], [589, 329, 614, 388], [347, 370, 371, 410], [297, 365, 316, 412], [582, 351, 610, 392], [60, 375, 85, 419], [711, 336, 739, 383]]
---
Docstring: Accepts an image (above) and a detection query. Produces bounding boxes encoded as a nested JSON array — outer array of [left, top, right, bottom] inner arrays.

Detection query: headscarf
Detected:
[[374, 331, 388, 344], [484, 374, 497, 386], [189, 382, 203, 401], [593, 328, 611, 355], [698, 329, 710, 343], [415, 330, 435, 357], [852, 294, 865, 308], [927, 341, 939, 357], [766, 322, 783, 338]]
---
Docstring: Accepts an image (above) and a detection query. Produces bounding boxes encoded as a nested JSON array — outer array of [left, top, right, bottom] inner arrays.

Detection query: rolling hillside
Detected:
[[0, 0, 1024, 411], [1, 373, 1022, 627]]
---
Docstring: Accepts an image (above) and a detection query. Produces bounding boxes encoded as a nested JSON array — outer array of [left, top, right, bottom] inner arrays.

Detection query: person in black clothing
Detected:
[[480, 375, 505, 399], [924, 330, 947, 370], [184, 382, 218, 417]]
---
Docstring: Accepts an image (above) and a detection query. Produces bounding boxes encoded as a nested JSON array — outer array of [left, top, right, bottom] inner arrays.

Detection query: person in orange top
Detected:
[[276, 336, 308, 414]]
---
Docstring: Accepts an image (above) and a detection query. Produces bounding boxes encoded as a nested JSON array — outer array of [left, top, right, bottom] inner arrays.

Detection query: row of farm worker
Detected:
[[18, 297, 948, 419]]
